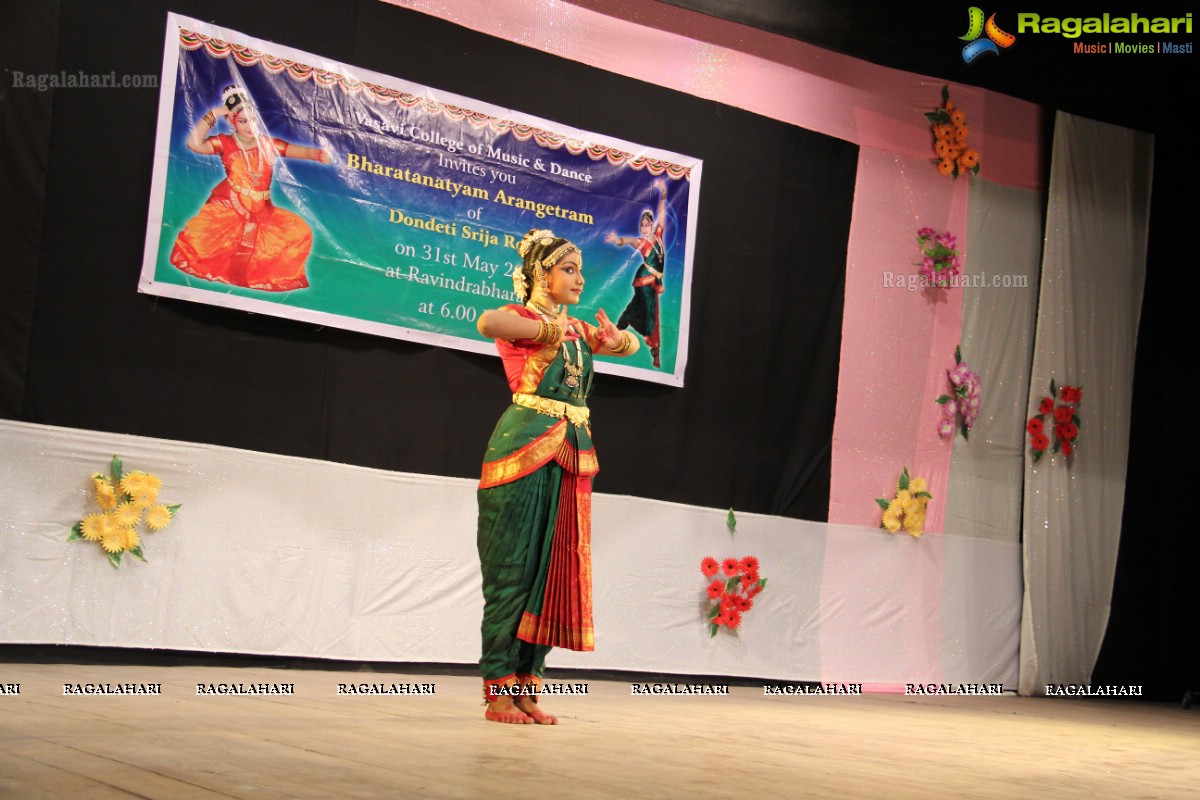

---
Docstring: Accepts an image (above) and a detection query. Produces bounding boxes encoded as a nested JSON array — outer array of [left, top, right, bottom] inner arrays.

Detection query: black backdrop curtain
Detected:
[[0, 0, 58, 419], [6, 0, 856, 521]]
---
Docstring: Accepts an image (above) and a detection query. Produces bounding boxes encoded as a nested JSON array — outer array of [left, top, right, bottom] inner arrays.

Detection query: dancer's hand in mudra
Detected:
[[595, 308, 620, 347]]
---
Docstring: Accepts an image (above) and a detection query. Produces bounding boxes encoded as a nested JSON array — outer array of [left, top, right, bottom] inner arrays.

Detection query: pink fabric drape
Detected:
[[828, 149, 968, 532], [386, 0, 1042, 188]]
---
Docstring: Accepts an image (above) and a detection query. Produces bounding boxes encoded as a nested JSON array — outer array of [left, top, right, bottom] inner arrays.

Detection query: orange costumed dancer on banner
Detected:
[[170, 85, 331, 291]]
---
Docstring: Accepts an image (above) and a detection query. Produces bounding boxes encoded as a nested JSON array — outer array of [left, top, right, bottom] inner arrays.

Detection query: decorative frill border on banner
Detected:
[[180, 30, 692, 179]]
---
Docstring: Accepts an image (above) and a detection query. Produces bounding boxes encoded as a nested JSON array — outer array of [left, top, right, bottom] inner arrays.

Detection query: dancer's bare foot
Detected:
[[514, 695, 558, 724], [484, 696, 532, 724]]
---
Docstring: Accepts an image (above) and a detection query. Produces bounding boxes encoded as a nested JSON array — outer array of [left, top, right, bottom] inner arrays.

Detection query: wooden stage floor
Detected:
[[1, 663, 1197, 799]]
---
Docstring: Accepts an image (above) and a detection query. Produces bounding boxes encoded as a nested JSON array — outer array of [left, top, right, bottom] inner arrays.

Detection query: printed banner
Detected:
[[140, 14, 700, 386]]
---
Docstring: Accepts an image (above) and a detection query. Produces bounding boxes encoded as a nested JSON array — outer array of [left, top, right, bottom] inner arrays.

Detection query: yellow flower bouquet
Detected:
[[68, 456, 180, 567], [875, 467, 933, 538]]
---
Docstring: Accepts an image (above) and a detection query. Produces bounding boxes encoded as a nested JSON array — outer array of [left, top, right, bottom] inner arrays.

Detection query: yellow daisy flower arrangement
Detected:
[[69, 456, 181, 568], [926, 86, 980, 179], [876, 467, 933, 538]]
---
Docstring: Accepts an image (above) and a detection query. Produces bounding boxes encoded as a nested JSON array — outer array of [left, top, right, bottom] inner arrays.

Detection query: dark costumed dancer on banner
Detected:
[[606, 177, 669, 368], [475, 229, 639, 724], [170, 85, 331, 291]]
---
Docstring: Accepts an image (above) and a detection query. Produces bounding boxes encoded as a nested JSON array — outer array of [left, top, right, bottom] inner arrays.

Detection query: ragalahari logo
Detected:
[[960, 8, 1017, 62]]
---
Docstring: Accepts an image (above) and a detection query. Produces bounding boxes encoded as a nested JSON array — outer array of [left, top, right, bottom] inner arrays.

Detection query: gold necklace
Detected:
[[527, 298, 561, 318], [561, 335, 583, 389], [527, 302, 583, 389], [236, 136, 264, 184]]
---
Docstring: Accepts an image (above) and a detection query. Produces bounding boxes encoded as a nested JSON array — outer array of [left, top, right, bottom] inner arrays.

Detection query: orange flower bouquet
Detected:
[[926, 86, 980, 178]]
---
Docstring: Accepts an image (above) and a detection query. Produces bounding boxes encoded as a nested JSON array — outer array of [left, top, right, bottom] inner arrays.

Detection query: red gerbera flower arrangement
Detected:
[[701, 555, 767, 637], [1027, 379, 1082, 463]]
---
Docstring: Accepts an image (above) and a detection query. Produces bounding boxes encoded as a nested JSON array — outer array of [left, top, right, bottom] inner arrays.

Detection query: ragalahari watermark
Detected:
[[882, 271, 1030, 291], [10, 70, 158, 91]]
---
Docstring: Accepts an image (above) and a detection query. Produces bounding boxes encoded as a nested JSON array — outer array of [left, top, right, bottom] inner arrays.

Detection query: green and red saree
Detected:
[[477, 305, 603, 683]]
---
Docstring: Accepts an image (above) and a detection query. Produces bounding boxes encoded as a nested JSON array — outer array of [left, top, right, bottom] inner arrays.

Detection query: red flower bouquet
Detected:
[[1027, 379, 1082, 463], [701, 555, 767, 637]]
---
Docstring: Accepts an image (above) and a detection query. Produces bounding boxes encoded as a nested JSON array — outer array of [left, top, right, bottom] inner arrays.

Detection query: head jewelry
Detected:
[[221, 85, 249, 114], [512, 229, 580, 302]]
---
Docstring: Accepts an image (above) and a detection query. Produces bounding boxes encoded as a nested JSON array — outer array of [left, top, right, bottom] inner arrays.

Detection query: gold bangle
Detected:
[[201, 110, 216, 127], [609, 330, 632, 354], [533, 320, 560, 346]]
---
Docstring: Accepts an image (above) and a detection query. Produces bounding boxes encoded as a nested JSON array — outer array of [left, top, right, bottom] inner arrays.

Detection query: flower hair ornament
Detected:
[[512, 229, 580, 302]]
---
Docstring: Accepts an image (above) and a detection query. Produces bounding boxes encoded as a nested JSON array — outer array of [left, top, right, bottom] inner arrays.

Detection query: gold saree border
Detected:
[[479, 422, 566, 488]]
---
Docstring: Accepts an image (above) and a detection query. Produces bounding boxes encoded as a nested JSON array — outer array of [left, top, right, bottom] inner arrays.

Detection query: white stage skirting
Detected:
[[0, 420, 1018, 686]]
